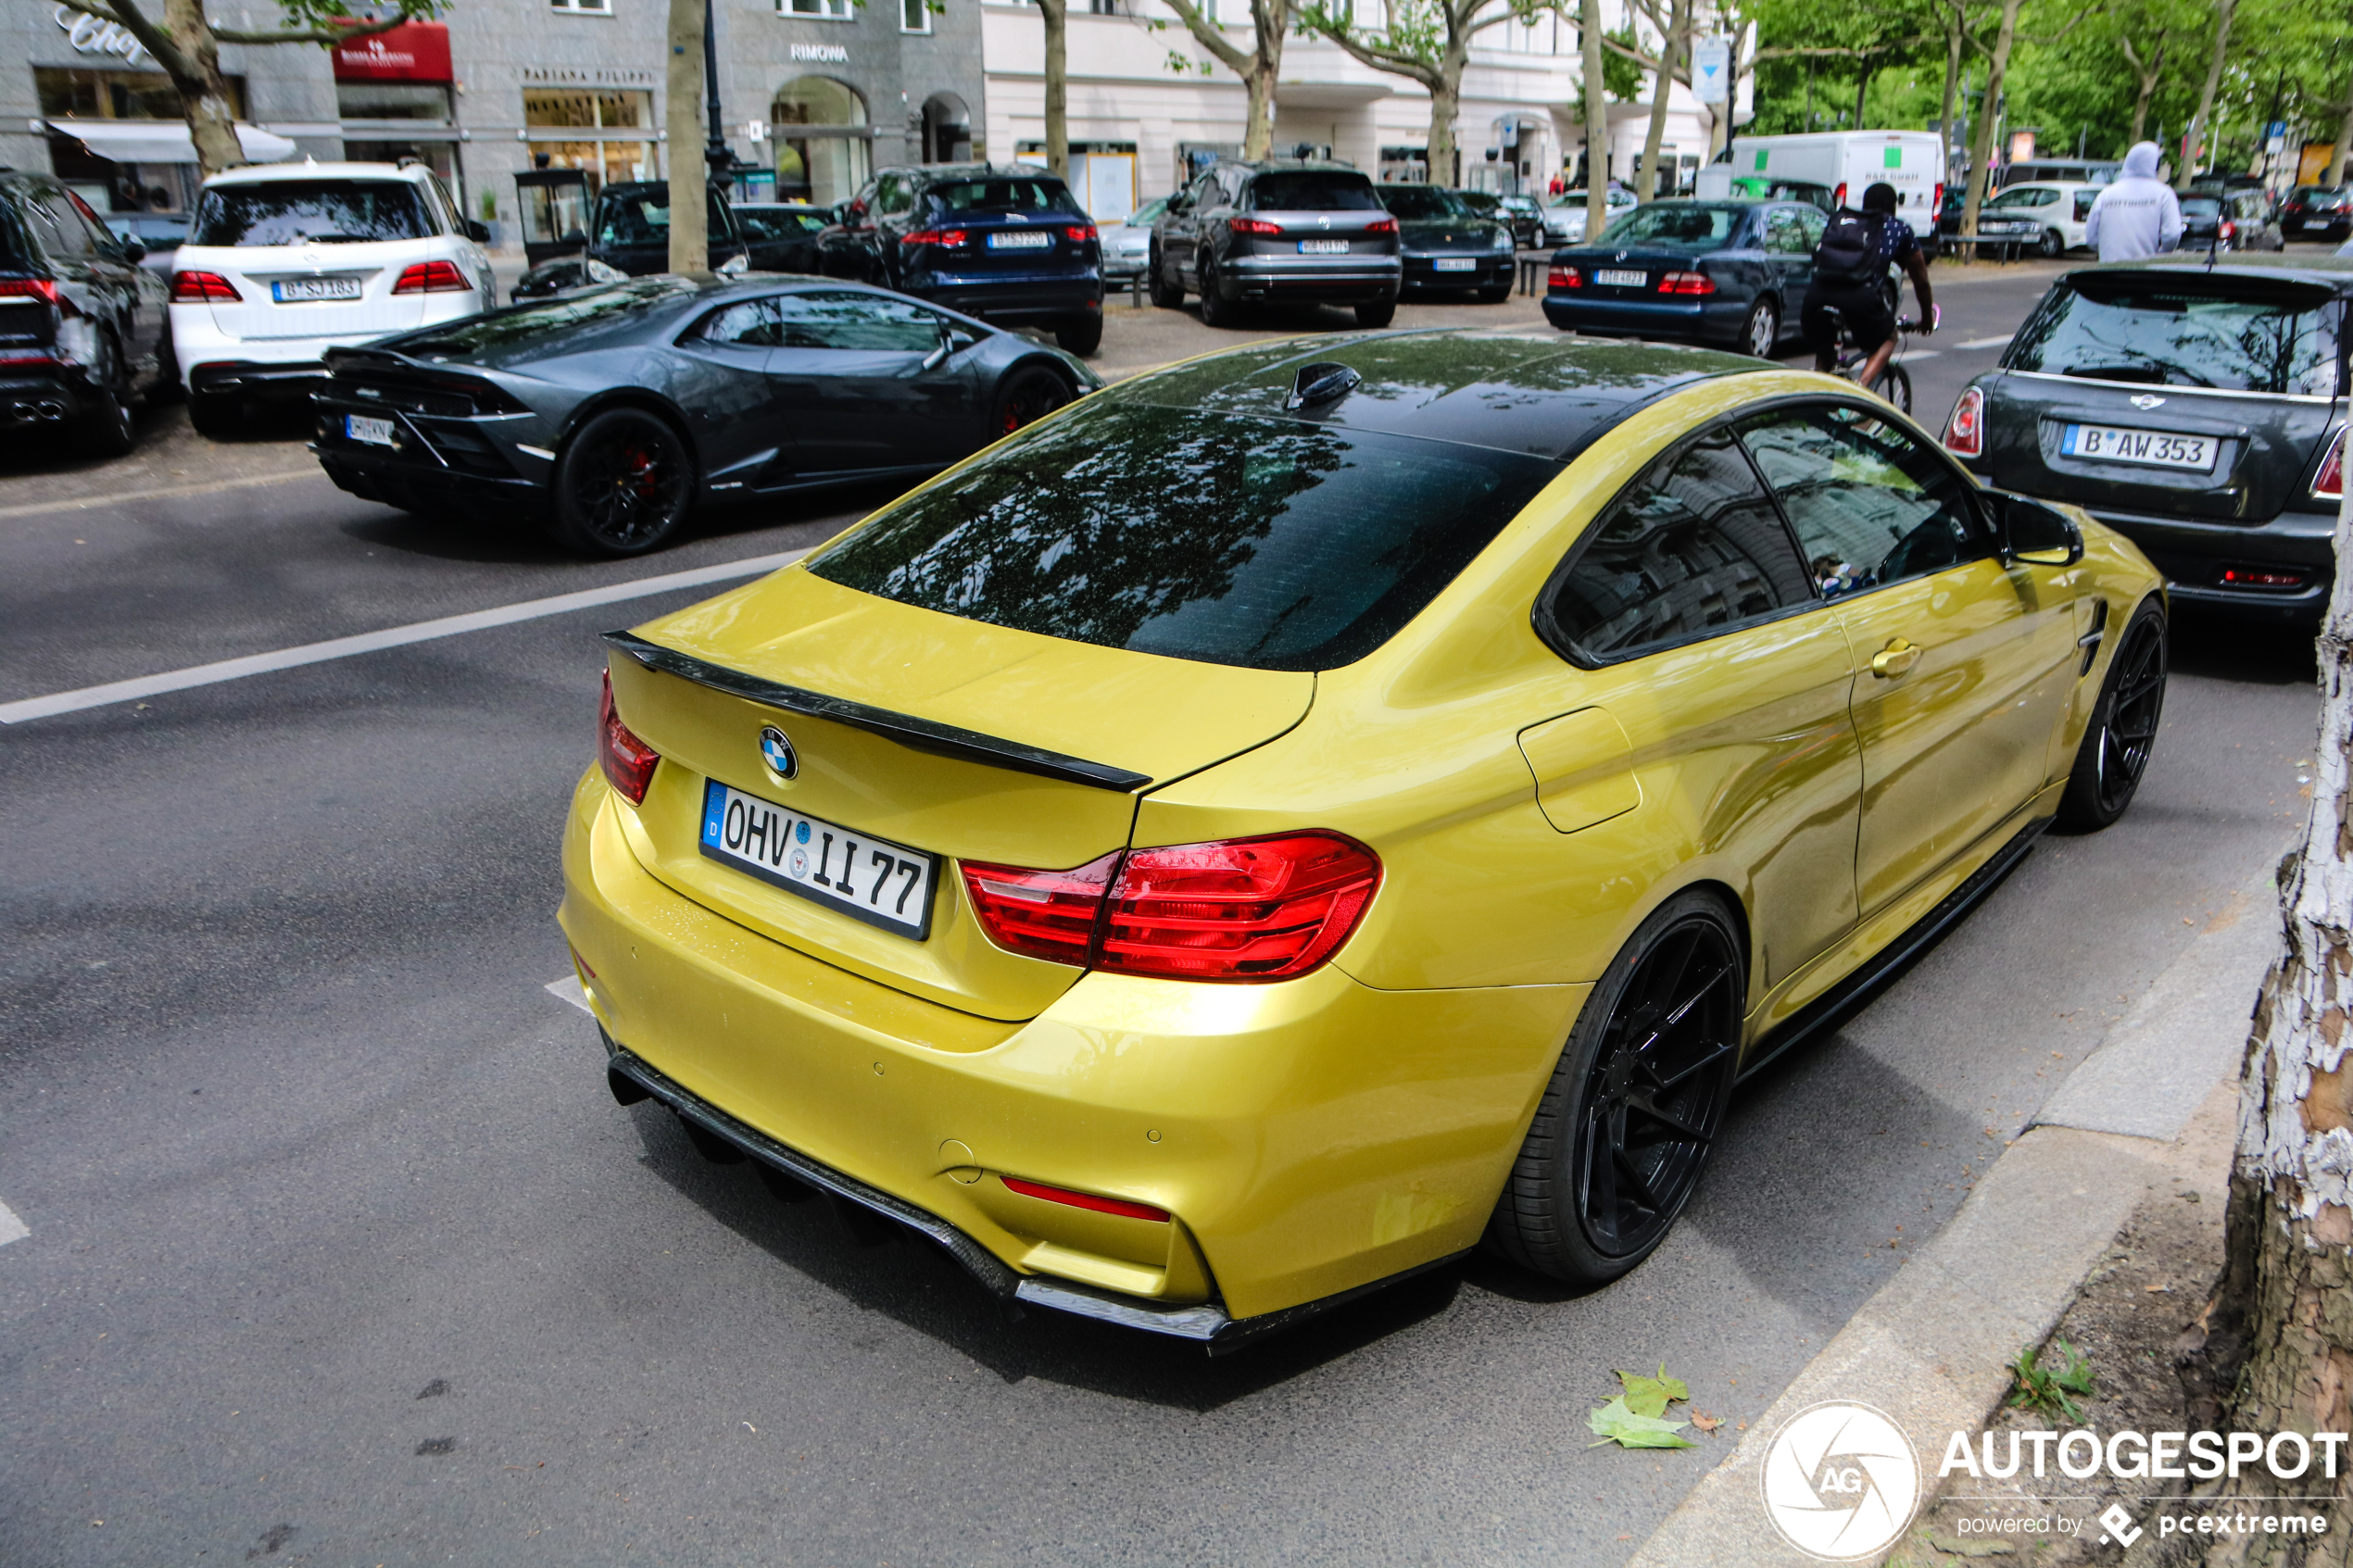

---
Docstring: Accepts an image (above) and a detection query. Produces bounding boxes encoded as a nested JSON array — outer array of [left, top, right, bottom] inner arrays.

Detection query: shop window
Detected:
[[527, 88, 658, 191], [784, 0, 855, 17], [772, 76, 869, 206], [36, 67, 245, 121], [901, 0, 931, 31]]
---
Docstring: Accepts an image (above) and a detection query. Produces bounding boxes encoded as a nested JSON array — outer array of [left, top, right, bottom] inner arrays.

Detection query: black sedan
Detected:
[[1541, 198, 1827, 357], [309, 276, 1100, 558], [2283, 185, 2351, 243], [1377, 184, 1516, 301], [1944, 255, 2347, 623]]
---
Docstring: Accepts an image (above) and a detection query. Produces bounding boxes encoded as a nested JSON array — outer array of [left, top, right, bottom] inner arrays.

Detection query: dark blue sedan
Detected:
[[1541, 199, 1829, 358]]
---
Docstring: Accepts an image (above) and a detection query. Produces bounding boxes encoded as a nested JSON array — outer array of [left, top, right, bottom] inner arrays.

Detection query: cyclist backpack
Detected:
[[1812, 209, 1882, 286]]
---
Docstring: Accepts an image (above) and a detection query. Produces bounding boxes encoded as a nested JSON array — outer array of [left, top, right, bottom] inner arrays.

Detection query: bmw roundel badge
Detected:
[[758, 725, 798, 782]]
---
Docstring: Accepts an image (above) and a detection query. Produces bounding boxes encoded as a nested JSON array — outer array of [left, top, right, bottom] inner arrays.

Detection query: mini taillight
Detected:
[[1365, 217, 1398, 234], [1549, 265, 1581, 289], [902, 228, 969, 247], [1944, 385, 1986, 458], [2316, 427, 2346, 500], [959, 852, 1119, 967], [170, 270, 240, 302], [1657, 270, 1715, 295], [1002, 1176, 1169, 1223], [598, 671, 660, 805], [1227, 218, 1283, 236], [393, 260, 471, 294], [1063, 223, 1097, 243]]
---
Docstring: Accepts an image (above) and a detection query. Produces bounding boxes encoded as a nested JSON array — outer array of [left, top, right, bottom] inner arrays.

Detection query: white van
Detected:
[[1699, 132, 1944, 239]]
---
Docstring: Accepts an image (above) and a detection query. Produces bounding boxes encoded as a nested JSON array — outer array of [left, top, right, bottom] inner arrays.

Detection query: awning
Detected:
[[46, 119, 300, 165]]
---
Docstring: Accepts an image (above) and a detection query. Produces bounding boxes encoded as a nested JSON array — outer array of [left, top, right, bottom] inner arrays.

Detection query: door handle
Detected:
[[1869, 638, 1922, 679]]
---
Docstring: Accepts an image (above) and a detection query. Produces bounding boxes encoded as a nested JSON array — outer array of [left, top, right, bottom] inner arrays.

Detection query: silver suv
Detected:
[[1145, 162, 1402, 329]]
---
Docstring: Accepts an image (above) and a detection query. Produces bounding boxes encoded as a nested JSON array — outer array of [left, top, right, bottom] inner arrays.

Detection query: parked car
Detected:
[[1539, 186, 1639, 245], [580, 181, 751, 278], [568, 327, 2162, 1349], [730, 201, 833, 272], [1147, 160, 1401, 329], [2281, 185, 2350, 244], [1944, 254, 2347, 623], [1977, 182, 2098, 257], [0, 170, 171, 455], [1377, 184, 1515, 300], [1543, 197, 1826, 357], [170, 161, 494, 438], [1962, 194, 2049, 257], [105, 212, 188, 275], [1099, 196, 1169, 282], [1456, 190, 1541, 248], [309, 276, 1099, 556], [2177, 187, 2285, 253], [510, 254, 629, 302], [817, 165, 1105, 356]]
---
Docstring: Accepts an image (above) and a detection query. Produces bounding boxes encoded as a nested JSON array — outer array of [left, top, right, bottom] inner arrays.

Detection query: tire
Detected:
[[991, 365, 1072, 438], [1147, 244, 1184, 308], [1868, 362, 1912, 415], [2037, 227, 2065, 259], [1196, 257, 1238, 328], [1053, 311, 1102, 357], [1742, 297, 1779, 358], [1354, 298, 1397, 329], [187, 390, 242, 440], [75, 331, 133, 458], [1477, 281, 1514, 305], [547, 406, 697, 558], [2057, 598, 2168, 831], [1485, 888, 1743, 1285]]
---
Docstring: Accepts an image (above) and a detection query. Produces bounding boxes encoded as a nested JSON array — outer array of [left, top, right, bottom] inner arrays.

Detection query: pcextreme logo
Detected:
[[1761, 1402, 1923, 1561]]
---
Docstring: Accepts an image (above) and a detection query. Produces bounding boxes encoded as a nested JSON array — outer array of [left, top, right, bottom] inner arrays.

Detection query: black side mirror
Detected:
[[465, 219, 492, 244], [1997, 493, 2085, 567]]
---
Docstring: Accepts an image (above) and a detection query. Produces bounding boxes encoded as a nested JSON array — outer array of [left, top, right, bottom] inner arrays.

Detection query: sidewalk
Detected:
[[1627, 870, 2281, 1567]]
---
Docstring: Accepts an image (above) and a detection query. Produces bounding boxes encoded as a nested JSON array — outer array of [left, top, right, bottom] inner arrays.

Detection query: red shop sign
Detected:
[[332, 21, 452, 83]]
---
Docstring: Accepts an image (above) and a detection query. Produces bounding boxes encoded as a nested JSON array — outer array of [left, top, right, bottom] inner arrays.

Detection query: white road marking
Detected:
[[0, 1199, 28, 1248], [546, 975, 592, 1014], [1952, 334, 2014, 350], [0, 467, 320, 523], [0, 547, 812, 725], [1897, 349, 1943, 360]]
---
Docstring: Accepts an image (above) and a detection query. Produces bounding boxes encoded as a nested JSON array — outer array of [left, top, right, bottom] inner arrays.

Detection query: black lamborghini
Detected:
[[309, 275, 1100, 557]]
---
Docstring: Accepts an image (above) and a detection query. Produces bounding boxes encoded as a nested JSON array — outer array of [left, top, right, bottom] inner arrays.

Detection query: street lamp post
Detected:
[[703, 0, 732, 193]]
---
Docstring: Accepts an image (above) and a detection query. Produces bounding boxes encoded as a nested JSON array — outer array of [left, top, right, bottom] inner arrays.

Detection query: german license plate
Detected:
[[1298, 239, 1350, 254], [1433, 257, 1477, 271], [1594, 268, 1646, 286], [272, 276, 362, 302], [986, 231, 1052, 250], [699, 780, 937, 940], [344, 414, 396, 446], [2059, 423, 2217, 471]]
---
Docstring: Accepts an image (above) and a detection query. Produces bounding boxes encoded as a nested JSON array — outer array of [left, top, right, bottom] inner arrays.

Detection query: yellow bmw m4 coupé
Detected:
[[558, 332, 2166, 1350]]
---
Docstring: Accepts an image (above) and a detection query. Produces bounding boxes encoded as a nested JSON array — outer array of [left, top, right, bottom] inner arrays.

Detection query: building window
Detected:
[[772, 75, 869, 205], [525, 89, 658, 190], [549, 0, 612, 13], [336, 82, 452, 122], [783, 0, 855, 18], [37, 66, 245, 121], [901, 0, 931, 31]]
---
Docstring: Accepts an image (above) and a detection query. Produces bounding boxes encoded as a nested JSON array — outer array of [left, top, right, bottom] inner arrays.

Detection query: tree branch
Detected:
[[1158, 0, 1253, 80], [1300, 13, 1442, 84], [50, 0, 190, 80], [212, 14, 409, 44]]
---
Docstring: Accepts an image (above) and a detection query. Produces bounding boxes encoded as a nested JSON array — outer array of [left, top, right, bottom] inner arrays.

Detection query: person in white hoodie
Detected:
[[2083, 142, 2183, 260]]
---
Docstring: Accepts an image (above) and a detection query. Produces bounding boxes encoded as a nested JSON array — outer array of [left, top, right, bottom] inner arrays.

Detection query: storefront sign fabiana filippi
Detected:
[[789, 43, 849, 63], [54, 5, 148, 68]]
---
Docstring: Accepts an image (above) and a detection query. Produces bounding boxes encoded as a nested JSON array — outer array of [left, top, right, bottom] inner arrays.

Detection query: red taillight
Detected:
[[1063, 223, 1097, 243], [1365, 217, 1398, 234], [1549, 266, 1581, 289], [1228, 218, 1283, 236], [1002, 1176, 1170, 1223], [2221, 566, 2309, 588], [1833, 182, 1847, 209], [962, 833, 1381, 982], [1944, 385, 1985, 458], [1657, 270, 1715, 295], [2220, 220, 2237, 240], [2315, 428, 2346, 500], [0, 277, 61, 305], [902, 228, 969, 247], [1932, 182, 1944, 214], [393, 260, 471, 294], [170, 270, 240, 302], [598, 671, 660, 805]]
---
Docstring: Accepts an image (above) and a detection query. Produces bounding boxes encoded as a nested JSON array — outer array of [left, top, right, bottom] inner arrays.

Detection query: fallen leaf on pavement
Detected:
[[1588, 1396, 1695, 1449]]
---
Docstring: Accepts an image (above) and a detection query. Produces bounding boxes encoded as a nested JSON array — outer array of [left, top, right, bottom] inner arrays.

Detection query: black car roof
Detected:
[[1113, 329, 1755, 461], [2070, 254, 2353, 292]]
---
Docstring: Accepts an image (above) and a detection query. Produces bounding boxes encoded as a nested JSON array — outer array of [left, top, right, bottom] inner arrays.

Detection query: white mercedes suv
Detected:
[[170, 160, 493, 437]]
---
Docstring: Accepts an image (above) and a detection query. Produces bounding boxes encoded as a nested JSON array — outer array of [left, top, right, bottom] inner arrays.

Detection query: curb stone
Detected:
[[1625, 872, 2277, 1568]]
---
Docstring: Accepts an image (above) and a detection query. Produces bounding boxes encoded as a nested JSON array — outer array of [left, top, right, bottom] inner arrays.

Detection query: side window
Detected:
[[1795, 206, 1827, 247], [1184, 173, 1217, 209], [25, 193, 88, 259], [775, 292, 942, 352], [1764, 207, 1809, 255], [697, 296, 783, 346], [1218, 168, 1247, 207], [1738, 404, 1988, 599], [63, 190, 121, 254], [1541, 429, 1816, 661], [875, 174, 913, 216]]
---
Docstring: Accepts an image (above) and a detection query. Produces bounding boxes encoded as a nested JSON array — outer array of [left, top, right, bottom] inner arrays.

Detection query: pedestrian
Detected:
[[1548, 171, 1566, 198], [2082, 142, 2183, 260], [1804, 181, 1937, 392]]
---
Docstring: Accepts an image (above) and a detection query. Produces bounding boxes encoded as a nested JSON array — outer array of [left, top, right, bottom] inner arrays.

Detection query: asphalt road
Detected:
[[0, 257, 2329, 1567]]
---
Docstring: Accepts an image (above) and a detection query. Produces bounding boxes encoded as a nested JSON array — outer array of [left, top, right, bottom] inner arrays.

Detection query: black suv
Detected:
[[1148, 161, 1401, 328], [0, 171, 170, 455], [817, 165, 1104, 356], [2283, 185, 2351, 243]]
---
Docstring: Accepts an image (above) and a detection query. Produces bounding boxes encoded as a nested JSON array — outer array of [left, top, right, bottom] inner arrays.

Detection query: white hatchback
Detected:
[[1978, 182, 2101, 257], [170, 160, 492, 436]]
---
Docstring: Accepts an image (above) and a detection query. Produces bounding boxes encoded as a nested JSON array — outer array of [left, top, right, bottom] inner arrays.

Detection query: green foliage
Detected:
[[274, 0, 442, 33], [2007, 1337, 2095, 1424], [1617, 1363, 1690, 1417], [1604, 23, 1646, 101]]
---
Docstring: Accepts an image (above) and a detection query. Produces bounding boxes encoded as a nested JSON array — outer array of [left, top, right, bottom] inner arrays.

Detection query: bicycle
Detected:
[[1819, 307, 1920, 415]]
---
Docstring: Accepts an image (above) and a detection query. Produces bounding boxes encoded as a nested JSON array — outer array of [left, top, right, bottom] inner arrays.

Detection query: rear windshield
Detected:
[[928, 179, 1083, 215], [595, 188, 735, 246], [1596, 203, 1745, 249], [2180, 195, 2223, 217], [1249, 173, 1379, 211], [2007, 275, 2342, 395], [2305, 189, 2350, 208], [807, 399, 1563, 671], [1379, 186, 1462, 220], [191, 181, 430, 245]]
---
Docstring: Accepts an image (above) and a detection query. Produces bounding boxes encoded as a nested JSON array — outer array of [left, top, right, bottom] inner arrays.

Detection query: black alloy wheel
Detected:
[[992, 366, 1071, 438], [1147, 244, 1184, 308], [1355, 298, 1397, 328], [2038, 227, 2065, 259], [2058, 599, 2168, 830], [1196, 257, 1238, 328], [549, 406, 696, 558], [1743, 298, 1780, 358], [1486, 890, 1743, 1284], [1477, 280, 1514, 304], [77, 330, 134, 458], [1054, 312, 1102, 357]]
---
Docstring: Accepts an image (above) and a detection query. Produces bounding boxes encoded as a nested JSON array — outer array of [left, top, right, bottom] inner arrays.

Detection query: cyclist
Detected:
[[1804, 181, 1937, 391]]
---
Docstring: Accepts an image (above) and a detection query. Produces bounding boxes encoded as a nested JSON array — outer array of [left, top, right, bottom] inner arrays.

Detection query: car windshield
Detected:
[[1379, 186, 1463, 220], [2008, 275, 2341, 395], [1595, 203, 1743, 249], [1986, 188, 2055, 208], [191, 181, 429, 245], [1249, 173, 1380, 211], [1121, 197, 1168, 226], [2180, 195, 2223, 218], [385, 277, 698, 353], [807, 399, 1563, 672], [595, 188, 732, 245], [929, 179, 1084, 215]]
